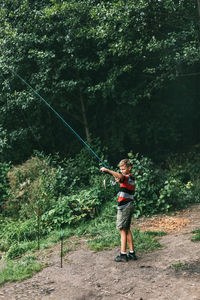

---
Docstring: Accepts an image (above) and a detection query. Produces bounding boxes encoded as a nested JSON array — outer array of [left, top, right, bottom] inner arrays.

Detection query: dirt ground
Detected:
[[1, 204, 200, 300]]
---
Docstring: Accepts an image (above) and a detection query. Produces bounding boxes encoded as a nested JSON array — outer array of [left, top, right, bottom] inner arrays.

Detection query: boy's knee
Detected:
[[120, 229, 128, 234]]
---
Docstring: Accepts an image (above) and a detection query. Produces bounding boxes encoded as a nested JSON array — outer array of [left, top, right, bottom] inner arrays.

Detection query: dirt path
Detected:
[[1, 204, 200, 300]]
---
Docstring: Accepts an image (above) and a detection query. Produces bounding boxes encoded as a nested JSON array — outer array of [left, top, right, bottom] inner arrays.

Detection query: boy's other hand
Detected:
[[115, 177, 120, 183]]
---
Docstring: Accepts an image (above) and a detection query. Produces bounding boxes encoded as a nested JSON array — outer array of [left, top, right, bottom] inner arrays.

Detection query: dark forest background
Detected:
[[0, 0, 200, 166]]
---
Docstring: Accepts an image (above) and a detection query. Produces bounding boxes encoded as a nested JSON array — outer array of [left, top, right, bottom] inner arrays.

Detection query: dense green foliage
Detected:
[[130, 152, 199, 215], [0, 162, 11, 211], [0, 0, 199, 164]]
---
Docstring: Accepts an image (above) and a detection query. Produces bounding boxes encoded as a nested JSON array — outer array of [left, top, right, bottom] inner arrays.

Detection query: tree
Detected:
[[0, 0, 199, 164], [0, 0, 104, 162]]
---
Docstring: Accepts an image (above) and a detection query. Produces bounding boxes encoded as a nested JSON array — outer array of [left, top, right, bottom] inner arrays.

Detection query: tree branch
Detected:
[[179, 72, 200, 77]]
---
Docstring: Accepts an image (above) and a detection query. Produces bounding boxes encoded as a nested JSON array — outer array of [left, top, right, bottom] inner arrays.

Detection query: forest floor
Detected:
[[1, 204, 200, 300]]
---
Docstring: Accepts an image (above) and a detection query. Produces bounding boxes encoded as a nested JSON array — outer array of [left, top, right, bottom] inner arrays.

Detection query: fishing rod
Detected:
[[9, 69, 109, 169]]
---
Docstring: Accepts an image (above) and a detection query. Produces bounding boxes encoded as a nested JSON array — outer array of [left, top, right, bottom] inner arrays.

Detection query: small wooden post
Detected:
[[60, 230, 64, 268], [37, 208, 40, 250]]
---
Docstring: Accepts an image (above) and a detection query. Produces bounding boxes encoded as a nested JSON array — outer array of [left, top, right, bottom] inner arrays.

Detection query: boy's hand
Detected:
[[100, 167, 108, 173]]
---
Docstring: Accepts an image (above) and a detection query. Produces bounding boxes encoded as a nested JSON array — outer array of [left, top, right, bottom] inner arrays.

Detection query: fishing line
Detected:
[[0, 71, 43, 151], [9, 69, 109, 168]]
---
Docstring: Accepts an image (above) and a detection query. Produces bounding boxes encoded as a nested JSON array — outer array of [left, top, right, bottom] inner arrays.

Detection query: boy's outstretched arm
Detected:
[[100, 167, 123, 181]]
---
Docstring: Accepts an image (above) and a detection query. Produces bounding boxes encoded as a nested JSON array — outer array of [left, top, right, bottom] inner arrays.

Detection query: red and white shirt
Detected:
[[117, 174, 135, 209]]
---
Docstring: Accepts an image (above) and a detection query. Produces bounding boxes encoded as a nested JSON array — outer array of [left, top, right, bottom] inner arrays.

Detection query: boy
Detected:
[[100, 158, 137, 262]]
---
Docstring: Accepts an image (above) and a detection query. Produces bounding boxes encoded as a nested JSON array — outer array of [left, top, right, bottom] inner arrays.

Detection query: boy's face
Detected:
[[119, 164, 131, 175]]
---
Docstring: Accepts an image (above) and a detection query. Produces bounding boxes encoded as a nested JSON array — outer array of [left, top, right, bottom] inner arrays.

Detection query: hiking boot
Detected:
[[128, 251, 137, 260], [114, 253, 128, 262]]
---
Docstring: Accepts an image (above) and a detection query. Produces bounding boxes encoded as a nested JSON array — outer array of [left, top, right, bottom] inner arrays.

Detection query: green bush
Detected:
[[165, 151, 200, 205], [0, 218, 41, 251], [4, 155, 57, 218], [41, 181, 114, 230], [53, 138, 108, 193], [129, 153, 195, 216], [5, 241, 37, 259], [191, 178, 200, 203], [129, 154, 166, 216], [157, 177, 193, 211], [0, 162, 11, 212], [166, 151, 200, 182]]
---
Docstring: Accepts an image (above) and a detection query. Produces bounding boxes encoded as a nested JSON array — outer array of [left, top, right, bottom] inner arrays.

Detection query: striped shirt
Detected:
[[117, 174, 135, 208]]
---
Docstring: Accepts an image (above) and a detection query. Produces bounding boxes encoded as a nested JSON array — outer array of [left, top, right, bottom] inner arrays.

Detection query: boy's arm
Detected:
[[100, 167, 124, 181]]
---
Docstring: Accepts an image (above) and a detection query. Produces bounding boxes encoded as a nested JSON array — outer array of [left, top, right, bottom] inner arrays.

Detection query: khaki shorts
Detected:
[[116, 202, 133, 230]]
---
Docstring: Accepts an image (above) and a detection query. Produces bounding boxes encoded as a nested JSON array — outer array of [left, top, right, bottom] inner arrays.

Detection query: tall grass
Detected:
[[0, 255, 43, 286]]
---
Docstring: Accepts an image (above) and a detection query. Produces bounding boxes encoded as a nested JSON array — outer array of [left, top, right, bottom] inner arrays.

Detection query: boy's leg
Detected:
[[120, 229, 127, 253], [114, 229, 128, 262], [127, 229, 137, 260], [127, 229, 134, 251], [115, 207, 131, 262]]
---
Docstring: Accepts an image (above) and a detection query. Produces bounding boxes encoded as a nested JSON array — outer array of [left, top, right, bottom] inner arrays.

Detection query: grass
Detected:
[[2, 227, 76, 259], [171, 261, 185, 269], [73, 214, 166, 252], [0, 201, 167, 285], [0, 224, 165, 286], [191, 228, 200, 242], [62, 241, 80, 256], [0, 227, 76, 286], [86, 228, 165, 252], [0, 255, 43, 286]]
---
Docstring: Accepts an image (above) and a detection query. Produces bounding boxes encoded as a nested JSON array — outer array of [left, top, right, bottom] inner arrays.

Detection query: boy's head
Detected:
[[118, 158, 132, 168], [118, 158, 132, 175]]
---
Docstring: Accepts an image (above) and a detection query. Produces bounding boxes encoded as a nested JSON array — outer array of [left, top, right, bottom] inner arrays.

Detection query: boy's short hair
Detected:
[[118, 158, 132, 168]]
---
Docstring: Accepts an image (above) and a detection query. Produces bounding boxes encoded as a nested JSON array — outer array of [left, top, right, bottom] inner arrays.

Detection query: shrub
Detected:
[[5, 241, 37, 259], [166, 151, 200, 182], [4, 155, 57, 218], [0, 218, 41, 251], [191, 178, 200, 203], [129, 154, 166, 216], [157, 177, 193, 211], [41, 181, 114, 231], [129, 153, 195, 216], [0, 162, 11, 212], [53, 139, 108, 193], [165, 151, 200, 205]]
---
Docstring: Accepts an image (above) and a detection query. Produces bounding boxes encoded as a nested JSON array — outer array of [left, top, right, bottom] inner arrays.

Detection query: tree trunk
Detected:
[[80, 92, 90, 144], [197, 0, 200, 28], [47, 110, 56, 151]]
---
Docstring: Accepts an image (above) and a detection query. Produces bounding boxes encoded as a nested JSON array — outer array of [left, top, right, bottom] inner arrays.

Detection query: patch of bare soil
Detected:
[[135, 215, 190, 233], [1, 204, 200, 300]]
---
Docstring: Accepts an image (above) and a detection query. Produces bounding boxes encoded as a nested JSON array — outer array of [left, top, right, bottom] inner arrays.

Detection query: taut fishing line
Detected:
[[8, 69, 109, 169], [0, 71, 44, 151], [1, 67, 111, 268]]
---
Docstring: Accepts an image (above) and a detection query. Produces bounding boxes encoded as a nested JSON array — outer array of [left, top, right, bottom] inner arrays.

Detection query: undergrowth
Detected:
[[0, 255, 43, 286], [71, 201, 166, 252]]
